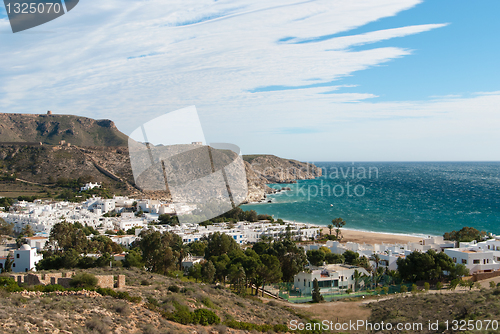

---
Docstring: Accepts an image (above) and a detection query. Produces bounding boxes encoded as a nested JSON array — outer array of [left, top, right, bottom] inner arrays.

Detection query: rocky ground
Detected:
[[0, 267, 308, 334]]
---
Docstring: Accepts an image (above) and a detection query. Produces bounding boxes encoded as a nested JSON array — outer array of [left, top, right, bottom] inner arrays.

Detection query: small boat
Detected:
[[330, 204, 333, 207]]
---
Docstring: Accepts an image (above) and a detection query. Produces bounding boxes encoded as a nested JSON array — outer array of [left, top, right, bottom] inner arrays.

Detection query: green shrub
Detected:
[[96, 287, 141, 303], [0, 277, 22, 292], [436, 282, 443, 290], [42, 284, 66, 292], [400, 285, 408, 293], [147, 296, 160, 307], [168, 285, 180, 293], [97, 287, 118, 298], [201, 296, 215, 308], [192, 308, 220, 325], [70, 273, 98, 289], [423, 282, 430, 291], [170, 303, 192, 325], [223, 319, 288, 332]]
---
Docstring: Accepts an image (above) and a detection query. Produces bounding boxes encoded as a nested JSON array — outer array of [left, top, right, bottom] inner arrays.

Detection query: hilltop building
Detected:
[[0, 245, 43, 273], [80, 182, 101, 192]]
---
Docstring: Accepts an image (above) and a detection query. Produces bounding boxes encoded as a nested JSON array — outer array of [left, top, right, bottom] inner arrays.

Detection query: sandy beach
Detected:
[[321, 227, 425, 245]]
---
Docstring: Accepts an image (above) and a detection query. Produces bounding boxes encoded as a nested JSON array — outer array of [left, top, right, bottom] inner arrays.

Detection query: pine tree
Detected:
[[2, 253, 13, 273], [312, 278, 324, 303]]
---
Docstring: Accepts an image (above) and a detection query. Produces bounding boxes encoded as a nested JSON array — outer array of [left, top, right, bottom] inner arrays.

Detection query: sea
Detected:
[[241, 162, 500, 237]]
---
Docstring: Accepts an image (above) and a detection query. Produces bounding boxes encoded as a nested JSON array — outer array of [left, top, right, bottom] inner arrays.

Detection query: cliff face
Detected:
[[0, 113, 128, 147], [243, 155, 322, 202], [0, 146, 321, 203]]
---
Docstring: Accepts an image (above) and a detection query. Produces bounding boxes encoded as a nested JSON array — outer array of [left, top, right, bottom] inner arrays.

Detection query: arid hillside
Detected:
[[0, 113, 129, 147], [0, 113, 321, 202]]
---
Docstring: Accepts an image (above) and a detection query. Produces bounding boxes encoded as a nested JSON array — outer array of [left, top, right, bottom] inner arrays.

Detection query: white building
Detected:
[[24, 236, 49, 251], [445, 246, 500, 274], [181, 256, 204, 271], [80, 182, 101, 192], [0, 245, 43, 273], [294, 264, 370, 295], [109, 235, 138, 247]]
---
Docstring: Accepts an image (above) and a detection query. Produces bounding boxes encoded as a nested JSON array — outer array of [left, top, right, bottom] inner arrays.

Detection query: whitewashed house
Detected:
[[181, 256, 204, 271], [25, 236, 49, 251], [444, 247, 500, 274], [294, 264, 370, 295], [80, 182, 101, 192], [0, 245, 43, 273]]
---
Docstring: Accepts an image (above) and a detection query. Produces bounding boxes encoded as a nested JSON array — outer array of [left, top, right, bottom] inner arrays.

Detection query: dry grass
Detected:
[[2, 267, 312, 333], [369, 288, 500, 334]]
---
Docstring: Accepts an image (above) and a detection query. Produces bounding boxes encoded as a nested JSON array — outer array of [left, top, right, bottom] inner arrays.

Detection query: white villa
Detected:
[[294, 264, 370, 295], [444, 237, 500, 274]]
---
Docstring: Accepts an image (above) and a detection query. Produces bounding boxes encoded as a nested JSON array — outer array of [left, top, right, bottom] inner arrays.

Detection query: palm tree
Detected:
[[331, 218, 346, 241], [369, 253, 381, 271], [369, 253, 381, 287], [327, 224, 333, 236], [353, 269, 361, 292], [173, 241, 190, 270]]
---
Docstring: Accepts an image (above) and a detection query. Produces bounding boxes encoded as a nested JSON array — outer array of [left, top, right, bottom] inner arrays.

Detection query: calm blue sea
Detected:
[[241, 162, 500, 236]]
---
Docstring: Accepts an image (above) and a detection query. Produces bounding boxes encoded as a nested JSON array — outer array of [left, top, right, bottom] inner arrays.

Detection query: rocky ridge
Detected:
[[0, 113, 321, 202]]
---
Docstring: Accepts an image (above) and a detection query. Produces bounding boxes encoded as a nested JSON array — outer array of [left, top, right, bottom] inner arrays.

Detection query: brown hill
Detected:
[[0, 113, 321, 202], [0, 113, 128, 147]]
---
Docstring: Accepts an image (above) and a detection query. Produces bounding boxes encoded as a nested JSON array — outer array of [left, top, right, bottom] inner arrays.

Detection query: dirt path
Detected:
[[15, 178, 47, 186]]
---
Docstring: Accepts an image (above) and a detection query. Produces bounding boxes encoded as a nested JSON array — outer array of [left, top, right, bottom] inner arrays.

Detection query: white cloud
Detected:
[[1, 0, 493, 161]]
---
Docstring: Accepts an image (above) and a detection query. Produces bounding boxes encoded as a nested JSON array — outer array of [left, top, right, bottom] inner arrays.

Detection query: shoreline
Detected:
[[322, 228, 425, 245], [283, 220, 428, 244]]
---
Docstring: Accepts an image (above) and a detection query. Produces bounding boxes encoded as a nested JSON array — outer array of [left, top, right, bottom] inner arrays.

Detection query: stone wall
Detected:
[[95, 275, 114, 289], [57, 277, 72, 288], [117, 275, 125, 288], [472, 270, 500, 282], [10, 272, 124, 289]]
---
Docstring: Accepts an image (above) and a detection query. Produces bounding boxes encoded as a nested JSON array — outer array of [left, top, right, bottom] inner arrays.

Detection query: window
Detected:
[[16, 254, 20, 258], [453, 257, 457, 263], [0, 263, 3, 269], [13, 263, 15, 267], [473, 259, 480, 264], [462, 259, 467, 264], [318, 280, 333, 288]]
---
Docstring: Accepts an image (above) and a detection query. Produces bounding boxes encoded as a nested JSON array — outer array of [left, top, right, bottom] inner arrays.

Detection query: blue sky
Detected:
[[1, 0, 499, 161], [336, 1, 500, 102]]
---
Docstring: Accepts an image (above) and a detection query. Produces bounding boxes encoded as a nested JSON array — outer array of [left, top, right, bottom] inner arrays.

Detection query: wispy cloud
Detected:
[[1, 0, 491, 161]]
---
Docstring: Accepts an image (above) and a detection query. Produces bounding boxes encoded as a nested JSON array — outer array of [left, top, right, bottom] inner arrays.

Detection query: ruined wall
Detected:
[[10, 272, 123, 289], [116, 275, 126, 288], [95, 275, 114, 289]]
